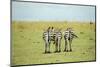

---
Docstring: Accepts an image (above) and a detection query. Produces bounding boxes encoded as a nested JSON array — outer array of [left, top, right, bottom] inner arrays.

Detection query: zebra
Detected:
[[49, 28, 62, 52], [54, 29, 62, 52], [43, 27, 51, 53], [43, 27, 62, 53], [64, 28, 78, 52], [43, 27, 56, 53]]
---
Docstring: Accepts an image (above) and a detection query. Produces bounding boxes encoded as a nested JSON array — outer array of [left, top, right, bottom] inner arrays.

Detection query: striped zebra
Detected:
[[43, 27, 62, 53], [54, 29, 62, 52], [43, 27, 55, 53], [43, 29, 51, 53], [64, 28, 78, 52]]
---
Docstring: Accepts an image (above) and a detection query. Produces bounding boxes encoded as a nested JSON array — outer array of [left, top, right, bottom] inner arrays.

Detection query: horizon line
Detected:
[[12, 20, 95, 23]]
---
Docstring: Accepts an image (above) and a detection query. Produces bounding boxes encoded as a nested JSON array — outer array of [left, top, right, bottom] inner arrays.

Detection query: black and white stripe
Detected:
[[64, 29, 78, 52], [55, 31, 62, 52], [43, 27, 78, 53], [43, 31, 51, 53], [43, 28, 62, 53]]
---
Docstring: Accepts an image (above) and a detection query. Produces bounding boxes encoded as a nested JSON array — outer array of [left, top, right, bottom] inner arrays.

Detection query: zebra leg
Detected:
[[64, 40, 68, 52], [55, 40, 58, 52], [57, 39, 59, 52], [45, 42, 47, 53], [69, 39, 72, 52], [58, 39, 61, 52], [55, 44, 57, 52], [48, 42, 51, 53], [48, 42, 50, 53]]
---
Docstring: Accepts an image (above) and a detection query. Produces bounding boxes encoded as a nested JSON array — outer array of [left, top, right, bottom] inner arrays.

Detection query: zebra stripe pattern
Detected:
[[55, 31, 62, 52], [43, 27, 78, 53], [64, 30, 75, 40]]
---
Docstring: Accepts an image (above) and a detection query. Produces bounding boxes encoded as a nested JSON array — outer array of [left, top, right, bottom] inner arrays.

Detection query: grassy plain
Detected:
[[12, 21, 96, 66]]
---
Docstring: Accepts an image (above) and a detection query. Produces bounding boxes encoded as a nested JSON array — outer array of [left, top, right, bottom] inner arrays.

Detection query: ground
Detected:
[[12, 21, 96, 66]]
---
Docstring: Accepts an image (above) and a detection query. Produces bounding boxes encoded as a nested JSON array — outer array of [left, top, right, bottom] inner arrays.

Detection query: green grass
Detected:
[[12, 21, 96, 66]]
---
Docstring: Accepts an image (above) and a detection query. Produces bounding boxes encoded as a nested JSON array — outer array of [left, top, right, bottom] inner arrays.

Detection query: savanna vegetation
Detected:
[[12, 21, 96, 66]]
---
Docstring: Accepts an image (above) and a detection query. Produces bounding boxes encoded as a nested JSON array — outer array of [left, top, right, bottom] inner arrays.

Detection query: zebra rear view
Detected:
[[43, 27, 62, 53], [64, 28, 78, 52], [43, 27, 78, 53], [54, 29, 62, 52]]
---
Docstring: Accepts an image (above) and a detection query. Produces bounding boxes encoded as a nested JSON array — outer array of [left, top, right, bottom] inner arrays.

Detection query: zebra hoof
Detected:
[[54, 51, 58, 53], [56, 51, 61, 53], [44, 52, 47, 54], [54, 51, 57, 53], [69, 49, 72, 52], [45, 51, 51, 53], [57, 51, 60, 53], [45, 52, 48, 54], [64, 50, 68, 52], [59, 50, 61, 52], [47, 51, 51, 53], [64, 49, 66, 52]]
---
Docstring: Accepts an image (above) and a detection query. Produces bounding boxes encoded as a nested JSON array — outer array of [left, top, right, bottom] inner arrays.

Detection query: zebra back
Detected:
[[64, 30, 75, 39]]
